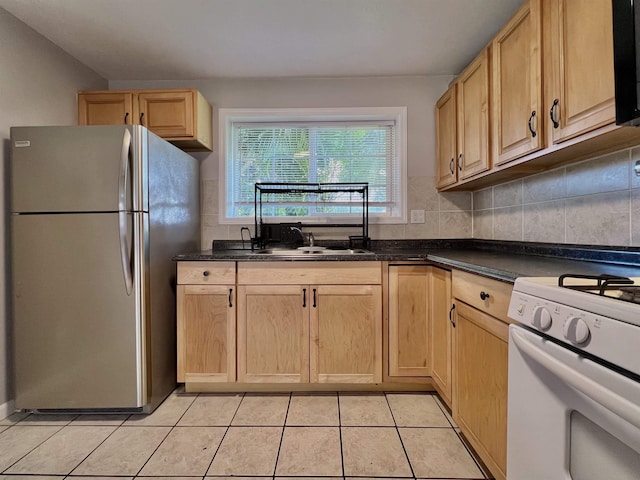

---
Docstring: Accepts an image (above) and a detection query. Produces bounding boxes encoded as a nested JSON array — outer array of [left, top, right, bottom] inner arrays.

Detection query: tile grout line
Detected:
[[337, 392, 345, 478], [452, 427, 492, 480], [131, 391, 200, 477], [203, 391, 246, 477], [383, 393, 416, 480], [0, 421, 68, 475], [432, 394, 456, 430], [271, 392, 292, 478], [66, 416, 131, 477]]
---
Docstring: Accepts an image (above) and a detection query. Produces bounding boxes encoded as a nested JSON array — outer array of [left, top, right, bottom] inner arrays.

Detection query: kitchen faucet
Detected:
[[290, 226, 315, 247]]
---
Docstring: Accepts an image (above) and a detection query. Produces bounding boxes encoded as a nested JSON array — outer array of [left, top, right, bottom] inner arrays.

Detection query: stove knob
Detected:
[[532, 306, 552, 331], [563, 317, 590, 345]]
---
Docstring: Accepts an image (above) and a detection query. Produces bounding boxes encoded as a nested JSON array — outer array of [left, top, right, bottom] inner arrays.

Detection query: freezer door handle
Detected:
[[511, 328, 640, 430], [118, 129, 134, 296], [118, 129, 131, 212]]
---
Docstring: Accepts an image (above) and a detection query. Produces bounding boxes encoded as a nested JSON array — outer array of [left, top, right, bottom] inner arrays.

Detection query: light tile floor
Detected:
[[0, 391, 490, 480]]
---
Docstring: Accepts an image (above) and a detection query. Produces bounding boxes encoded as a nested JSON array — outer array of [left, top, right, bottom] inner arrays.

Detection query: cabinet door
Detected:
[[310, 285, 382, 383], [492, 0, 543, 165], [237, 285, 309, 383], [430, 267, 452, 406], [454, 301, 508, 480], [137, 90, 194, 138], [546, 0, 615, 143], [177, 285, 236, 383], [388, 266, 430, 377], [457, 49, 491, 179], [436, 84, 458, 188], [78, 92, 135, 126]]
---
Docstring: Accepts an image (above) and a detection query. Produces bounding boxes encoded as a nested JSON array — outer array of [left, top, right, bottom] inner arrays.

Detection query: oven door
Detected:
[[507, 324, 640, 480]]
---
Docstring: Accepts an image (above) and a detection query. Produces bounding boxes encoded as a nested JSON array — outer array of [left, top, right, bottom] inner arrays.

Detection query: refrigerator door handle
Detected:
[[118, 128, 131, 212], [119, 211, 134, 296]]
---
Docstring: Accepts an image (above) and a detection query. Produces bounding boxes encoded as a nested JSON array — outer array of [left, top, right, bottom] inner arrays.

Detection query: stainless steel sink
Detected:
[[255, 248, 374, 256]]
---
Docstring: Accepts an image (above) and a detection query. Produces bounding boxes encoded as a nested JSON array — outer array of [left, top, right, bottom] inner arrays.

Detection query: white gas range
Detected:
[[506, 274, 640, 480]]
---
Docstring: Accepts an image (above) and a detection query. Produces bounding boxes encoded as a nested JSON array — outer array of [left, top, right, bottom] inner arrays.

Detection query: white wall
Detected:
[[0, 7, 107, 415], [111, 76, 476, 246]]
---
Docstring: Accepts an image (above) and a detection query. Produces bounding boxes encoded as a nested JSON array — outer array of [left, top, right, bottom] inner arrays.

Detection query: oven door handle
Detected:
[[511, 329, 640, 430]]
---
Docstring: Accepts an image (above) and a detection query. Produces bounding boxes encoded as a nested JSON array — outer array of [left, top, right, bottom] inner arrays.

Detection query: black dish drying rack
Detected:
[[248, 182, 369, 249]]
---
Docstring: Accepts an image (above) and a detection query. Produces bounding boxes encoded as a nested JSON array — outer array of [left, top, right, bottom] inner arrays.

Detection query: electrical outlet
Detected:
[[410, 209, 425, 224]]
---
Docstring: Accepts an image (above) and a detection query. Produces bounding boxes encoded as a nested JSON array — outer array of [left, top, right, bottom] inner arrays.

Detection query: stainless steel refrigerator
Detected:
[[10, 125, 200, 412]]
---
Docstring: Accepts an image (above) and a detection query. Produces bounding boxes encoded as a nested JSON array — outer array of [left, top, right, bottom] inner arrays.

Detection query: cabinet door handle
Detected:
[[139, 112, 145, 126], [313, 288, 317, 308], [202, 270, 210, 277], [480, 291, 490, 301], [457, 153, 463, 171], [124, 112, 129, 124], [449, 158, 455, 175], [303, 288, 307, 307], [449, 304, 456, 328], [228, 288, 233, 308], [528, 110, 537, 137], [549, 99, 559, 128]]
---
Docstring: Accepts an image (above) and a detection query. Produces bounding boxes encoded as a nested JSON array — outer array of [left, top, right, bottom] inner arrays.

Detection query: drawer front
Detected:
[[452, 270, 513, 323], [238, 261, 382, 285], [177, 261, 235, 285]]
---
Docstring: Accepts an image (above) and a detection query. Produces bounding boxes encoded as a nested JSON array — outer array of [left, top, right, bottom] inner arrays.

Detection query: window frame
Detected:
[[218, 106, 407, 224]]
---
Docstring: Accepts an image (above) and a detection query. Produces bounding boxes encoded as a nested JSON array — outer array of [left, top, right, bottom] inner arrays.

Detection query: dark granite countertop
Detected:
[[173, 239, 640, 284]]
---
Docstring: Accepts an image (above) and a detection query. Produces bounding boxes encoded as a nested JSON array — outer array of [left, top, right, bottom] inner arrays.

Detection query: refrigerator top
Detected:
[[10, 125, 148, 214]]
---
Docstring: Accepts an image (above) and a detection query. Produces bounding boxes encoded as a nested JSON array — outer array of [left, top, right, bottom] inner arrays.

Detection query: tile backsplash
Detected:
[[473, 146, 640, 247], [201, 146, 640, 249]]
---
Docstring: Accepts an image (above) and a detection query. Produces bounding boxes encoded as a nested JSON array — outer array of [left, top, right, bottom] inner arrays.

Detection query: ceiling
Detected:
[[0, 0, 523, 80]]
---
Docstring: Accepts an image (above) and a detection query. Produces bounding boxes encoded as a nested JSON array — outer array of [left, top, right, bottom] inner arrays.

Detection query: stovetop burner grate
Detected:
[[558, 274, 639, 303]]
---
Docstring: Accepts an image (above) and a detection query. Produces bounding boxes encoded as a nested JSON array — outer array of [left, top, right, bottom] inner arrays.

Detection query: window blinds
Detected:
[[229, 121, 398, 218]]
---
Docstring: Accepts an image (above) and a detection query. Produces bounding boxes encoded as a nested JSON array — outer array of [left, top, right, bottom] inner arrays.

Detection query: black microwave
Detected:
[[613, 0, 640, 125]]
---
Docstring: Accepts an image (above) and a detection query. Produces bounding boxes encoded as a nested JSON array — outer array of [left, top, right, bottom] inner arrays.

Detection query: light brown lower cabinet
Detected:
[[453, 299, 509, 480], [236, 285, 309, 383], [176, 262, 236, 383], [388, 265, 432, 378], [387, 265, 452, 395], [236, 262, 383, 385], [236, 284, 382, 384], [429, 266, 453, 406]]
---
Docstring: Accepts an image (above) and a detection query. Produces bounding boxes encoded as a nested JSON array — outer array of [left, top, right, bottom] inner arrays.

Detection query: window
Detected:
[[219, 107, 407, 223]]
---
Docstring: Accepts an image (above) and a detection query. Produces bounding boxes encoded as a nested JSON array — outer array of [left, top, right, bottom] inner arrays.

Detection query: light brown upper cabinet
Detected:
[[436, 84, 458, 189], [457, 48, 491, 180], [78, 88, 213, 151], [544, 0, 615, 144], [492, 0, 543, 165], [77, 91, 135, 126]]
